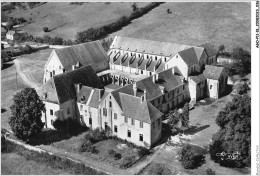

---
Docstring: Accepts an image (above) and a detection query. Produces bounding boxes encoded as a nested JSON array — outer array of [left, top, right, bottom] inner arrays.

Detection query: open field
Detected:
[[110, 2, 251, 52], [8, 2, 148, 40]]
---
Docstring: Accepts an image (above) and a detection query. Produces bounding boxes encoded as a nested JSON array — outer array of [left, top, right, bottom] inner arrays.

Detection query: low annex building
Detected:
[[43, 41, 110, 83]]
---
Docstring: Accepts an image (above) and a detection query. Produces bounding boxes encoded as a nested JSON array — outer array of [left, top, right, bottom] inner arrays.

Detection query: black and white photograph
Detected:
[[1, 1, 259, 175]]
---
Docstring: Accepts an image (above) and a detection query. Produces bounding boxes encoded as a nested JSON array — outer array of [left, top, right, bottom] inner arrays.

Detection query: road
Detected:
[[13, 59, 41, 91]]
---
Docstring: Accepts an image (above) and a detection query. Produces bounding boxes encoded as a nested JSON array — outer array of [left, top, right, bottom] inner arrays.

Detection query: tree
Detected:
[[231, 47, 251, 77], [167, 110, 181, 133], [218, 44, 225, 54], [209, 95, 251, 167], [9, 88, 45, 141], [180, 144, 206, 169], [235, 83, 250, 95], [131, 3, 139, 12], [182, 102, 190, 128]]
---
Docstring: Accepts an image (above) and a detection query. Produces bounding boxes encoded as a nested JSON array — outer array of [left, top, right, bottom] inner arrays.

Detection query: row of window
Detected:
[[49, 108, 70, 116], [113, 50, 168, 62]]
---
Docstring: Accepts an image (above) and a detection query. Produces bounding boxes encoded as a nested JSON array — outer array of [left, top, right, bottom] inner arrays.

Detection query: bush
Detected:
[[138, 147, 150, 157], [180, 144, 205, 169], [206, 168, 216, 175], [90, 146, 99, 154], [114, 153, 122, 160], [119, 155, 136, 169], [108, 149, 116, 156], [147, 163, 172, 175], [53, 118, 87, 135], [43, 27, 49, 32], [79, 139, 92, 153], [236, 82, 250, 95]]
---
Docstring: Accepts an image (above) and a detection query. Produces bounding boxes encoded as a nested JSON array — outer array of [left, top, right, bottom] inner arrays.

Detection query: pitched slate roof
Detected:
[[120, 93, 163, 124], [198, 43, 218, 57], [111, 77, 163, 109], [77, 86, 93, 104], [157, 68, 184, 91], [111, 36, 192, 57], [53, 41, 109, 72], [203, 65, 225, 80], [41, 65, 103, 104], [178, 47, 199, 66], [40, 79, 59, 104], [189, 74, 206, 84]]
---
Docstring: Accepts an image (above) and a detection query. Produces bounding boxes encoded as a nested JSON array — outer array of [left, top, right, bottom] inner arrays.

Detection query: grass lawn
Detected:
[[17, 48, 53, 86], [9, 2, 149, 40], [110, 2, 251, 52], [1, 152, 70, 175], [51, 131, 140, 168]]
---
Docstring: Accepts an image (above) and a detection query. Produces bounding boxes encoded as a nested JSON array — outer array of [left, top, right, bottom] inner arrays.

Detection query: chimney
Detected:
[[143, 89, 147, 100], [76, 83, 82, 94], [72, 65, 77, 70], [99, 89, 104, 101], [159, 86, 165, 93], [133, 82, 137, 96]]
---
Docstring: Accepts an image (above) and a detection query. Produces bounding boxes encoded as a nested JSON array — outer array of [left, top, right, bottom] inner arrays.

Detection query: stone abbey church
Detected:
[[41, 36, 227, 148]]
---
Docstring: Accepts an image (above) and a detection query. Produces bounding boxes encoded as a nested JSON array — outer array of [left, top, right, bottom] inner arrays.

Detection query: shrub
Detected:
[[43, 27, 49, 32], [180, 144, 205, 169], [147, 163, 172, 175], [90, 146, 99, 154], [114, 153, 122, 160], [119, 155, 136, 169], [79, 139, 92, 153], [138, 147, 150, 157], [236, 82, 250, 95], [206, 168, 216, 175]]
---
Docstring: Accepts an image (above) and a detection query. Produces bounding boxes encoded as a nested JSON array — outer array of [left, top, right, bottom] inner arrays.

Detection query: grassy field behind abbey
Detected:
[[8, 2, 251, 51]]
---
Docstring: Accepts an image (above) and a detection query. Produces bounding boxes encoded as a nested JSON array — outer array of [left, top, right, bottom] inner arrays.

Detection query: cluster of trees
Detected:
[[209, 94, 251, 167], [218, 45, 251, 77], [18, 44, 36, 54], [14, 32, 76, 46], [76, 2, 163, 43]]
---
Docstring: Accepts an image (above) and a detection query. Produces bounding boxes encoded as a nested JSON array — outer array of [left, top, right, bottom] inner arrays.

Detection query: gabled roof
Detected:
[[120, 93, 163, 124], [111, 77, 163, 109], [198, 43, 218, 57], [178, 47, 199, 66], [203, 65, 225, 80], [157, 68, 184, 91], [110, 36, 192, 57], [193, 47, 205, 62], [41, 65, 103, 104], [189, 74, 206, 84], [53, 41, 109, 72]]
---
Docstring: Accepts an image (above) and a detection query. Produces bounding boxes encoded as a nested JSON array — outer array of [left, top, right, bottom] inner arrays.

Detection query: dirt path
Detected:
[[13, 59, 41, 91]]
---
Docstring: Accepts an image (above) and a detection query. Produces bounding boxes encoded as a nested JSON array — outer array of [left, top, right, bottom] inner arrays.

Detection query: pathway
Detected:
[[13, 59, 41, 91]]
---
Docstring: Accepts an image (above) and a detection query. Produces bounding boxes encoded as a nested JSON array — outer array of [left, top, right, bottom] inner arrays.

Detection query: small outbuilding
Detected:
[[203, 65, 228, 99]]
